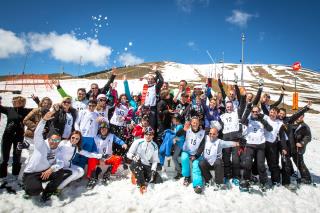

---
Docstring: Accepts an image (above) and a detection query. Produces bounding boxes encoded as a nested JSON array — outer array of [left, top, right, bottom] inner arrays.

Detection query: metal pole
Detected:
[[241, 33, 245, 86]]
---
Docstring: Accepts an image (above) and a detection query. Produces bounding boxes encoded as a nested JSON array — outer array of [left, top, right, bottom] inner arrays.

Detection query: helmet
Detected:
[[144, 126, 154, 135]]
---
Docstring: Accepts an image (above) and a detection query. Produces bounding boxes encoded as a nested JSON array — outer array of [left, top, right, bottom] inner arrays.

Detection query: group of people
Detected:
[[0, 66, 314, 201]]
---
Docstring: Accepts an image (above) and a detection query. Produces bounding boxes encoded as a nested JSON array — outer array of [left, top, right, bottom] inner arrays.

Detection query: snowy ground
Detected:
[[0, 77, 320, 212]]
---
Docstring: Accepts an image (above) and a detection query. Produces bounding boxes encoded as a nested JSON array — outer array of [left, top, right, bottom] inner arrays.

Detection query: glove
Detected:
[[132, 155, 141, 162], [149, 170, 157, 183], [258, 79, 264, 87], [256, 113, 264, 121], [17, 140, 30, 150]]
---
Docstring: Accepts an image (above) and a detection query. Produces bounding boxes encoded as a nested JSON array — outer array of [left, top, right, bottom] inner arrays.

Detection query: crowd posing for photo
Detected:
[[0, 66, 314, 202]]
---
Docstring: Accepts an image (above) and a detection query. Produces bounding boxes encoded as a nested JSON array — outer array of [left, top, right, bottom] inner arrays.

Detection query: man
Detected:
[[216, 100, 245, 186], [143, 66, 164, 130], [289, 114, 312, 184], [52, 79, 89, 112], [127, 127, 162, 194], [173, 92, 190, 124], [278, 101, 311, 186], [23, 111, 65, 202], [198, 128, 239, 190], [176, 116, 205, 194], [240, 106, 273, 191]]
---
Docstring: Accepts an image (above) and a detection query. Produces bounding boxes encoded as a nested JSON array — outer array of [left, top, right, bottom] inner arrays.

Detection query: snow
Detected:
[[0, 65, 320, 212]]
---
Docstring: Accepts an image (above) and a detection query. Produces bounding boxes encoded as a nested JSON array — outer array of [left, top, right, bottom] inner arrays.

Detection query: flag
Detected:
[[292, 62, 301, 71]]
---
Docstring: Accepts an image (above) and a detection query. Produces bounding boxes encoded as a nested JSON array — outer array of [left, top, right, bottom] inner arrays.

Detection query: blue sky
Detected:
[[0, 0, 319, 76]]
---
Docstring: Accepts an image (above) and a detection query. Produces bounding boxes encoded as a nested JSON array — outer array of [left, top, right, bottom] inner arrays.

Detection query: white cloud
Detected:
[[0, 28, 26, 58], [118, 53, 144, 66], [28, 32, 112, 66], [176, 0, 210, 13], [226, 10, 258, 28]]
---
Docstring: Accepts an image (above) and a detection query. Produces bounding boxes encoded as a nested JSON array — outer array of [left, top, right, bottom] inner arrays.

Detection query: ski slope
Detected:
[[0, 63, 320, 212]]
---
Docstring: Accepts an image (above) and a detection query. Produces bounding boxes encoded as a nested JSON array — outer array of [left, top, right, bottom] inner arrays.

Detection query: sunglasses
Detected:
[[71, 136, 80, 141], [91, 87, 98, 90], [51, 138, 61, 143], [252, 111, 259, 113], [99, 99, 107, 102], [63, 101, 71, 104]]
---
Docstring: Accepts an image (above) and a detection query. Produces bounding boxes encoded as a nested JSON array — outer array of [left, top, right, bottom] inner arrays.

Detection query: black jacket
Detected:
[[86, 74, 116, 100], [48, 107, 77, 138]]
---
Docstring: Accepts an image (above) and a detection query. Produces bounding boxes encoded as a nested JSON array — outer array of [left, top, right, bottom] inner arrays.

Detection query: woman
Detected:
[[17, 97, 53, 181], [49, 97, 77, 140], [109, 94, 133, 155], [203, 98, 220, 131], [57, 131, 101, 190], [0, 96, 33, 178]]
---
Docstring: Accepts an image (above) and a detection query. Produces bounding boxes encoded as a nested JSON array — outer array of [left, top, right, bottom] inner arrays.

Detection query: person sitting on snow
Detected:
[[127, 127, 163, 194], [86, 122, 128, 189]]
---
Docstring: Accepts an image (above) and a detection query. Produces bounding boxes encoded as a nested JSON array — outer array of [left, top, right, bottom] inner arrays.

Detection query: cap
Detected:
[[144, 126, 154, 135], [97, 94, 107, 100]]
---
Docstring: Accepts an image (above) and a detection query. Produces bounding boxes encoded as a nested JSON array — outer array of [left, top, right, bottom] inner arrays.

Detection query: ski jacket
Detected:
[[75, 109, 101, 137], [94, 134, 125, 155]]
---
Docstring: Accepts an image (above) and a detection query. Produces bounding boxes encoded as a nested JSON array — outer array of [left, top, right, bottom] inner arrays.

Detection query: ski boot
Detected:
[[239, 180, 250, 192], [139, 185, 147, 194], [102, 167, 112, 185], [214, 184, 227, 191], [174, 173, 182, 180], [194, 186, 202, 194], [87, 178, 98, 190], [232, 178, 240, 186], [183, 177, 191, 186]]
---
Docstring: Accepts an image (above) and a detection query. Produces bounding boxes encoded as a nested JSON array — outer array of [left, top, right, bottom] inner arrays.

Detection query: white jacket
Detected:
[[24, 119, 64, 173], [127, 139, 159, 171], [75, 109, 101, 137]]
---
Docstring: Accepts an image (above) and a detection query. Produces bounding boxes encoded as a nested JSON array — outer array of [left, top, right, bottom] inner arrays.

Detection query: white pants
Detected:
[[58, 164, 84, 190]]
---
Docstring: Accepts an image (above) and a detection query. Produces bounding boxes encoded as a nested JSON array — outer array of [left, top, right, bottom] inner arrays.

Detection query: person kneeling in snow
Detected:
[[127, 127, 163, 194], [176, 116, 205, 194], [23, 111, 65, 202], [198, 127, 239, 191], [86, 122, 128, 189]]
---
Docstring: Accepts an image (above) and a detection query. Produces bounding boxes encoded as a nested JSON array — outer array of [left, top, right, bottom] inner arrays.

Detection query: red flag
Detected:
[[292, 62, 301, 71]]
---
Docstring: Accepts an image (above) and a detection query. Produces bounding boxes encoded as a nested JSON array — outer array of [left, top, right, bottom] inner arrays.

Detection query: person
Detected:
[[86, 122, 128, 189], [74, 99, 103, 138], [52, 79, 88, 112], [176, 116, 205, 194], [158, 113, 185, 179], [132, 115, 150, 139], [86, 69, 116, 100], [0, 96, 33, 179], [173, 92, 190, 124], [142, 65, 164, 130], [203, 98, 220, 131], [109, 94, 133, 155], [289, 114, 312, 184], [49, 97, 77, 140], [264, 107, 287, 186], [157, 90, 174, 145], [95, 94, 111, 121], [277, 102, 311, 186], [240, 105, 273, 192], [23, 111, 65, 202], [17, 97, 52, 181], [217, 74, 240, 109], [123, 75, 138, 113], [198, 128, 239, 190], [260, 86, 284, 115], [216, 100, 245, 186], [127, 127, 162, 194], [57, 131, 101, 191], [173, 80, 189, 102]]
